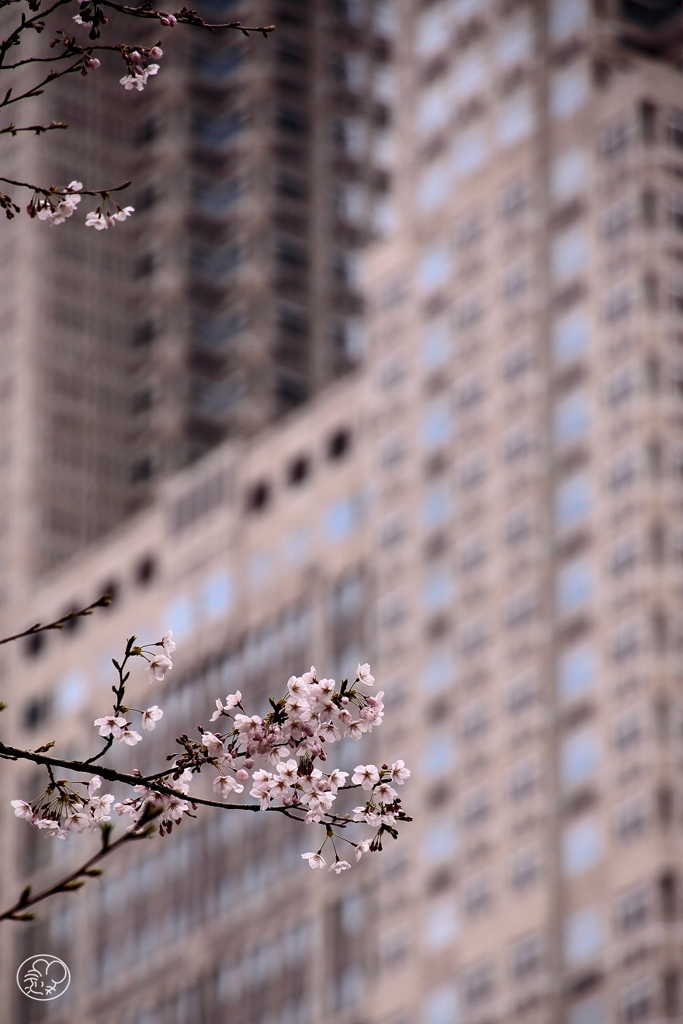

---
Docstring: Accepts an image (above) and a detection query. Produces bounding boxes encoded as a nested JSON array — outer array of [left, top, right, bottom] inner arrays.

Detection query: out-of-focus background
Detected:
[[2, 0, 683, 1021]]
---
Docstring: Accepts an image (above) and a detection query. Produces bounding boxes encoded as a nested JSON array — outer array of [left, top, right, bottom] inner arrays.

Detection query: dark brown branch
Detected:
[[0, 593, 111, 647], [100, 2, 276, 35], [0, 119, 66, 134], [0, 826, 150, 923]]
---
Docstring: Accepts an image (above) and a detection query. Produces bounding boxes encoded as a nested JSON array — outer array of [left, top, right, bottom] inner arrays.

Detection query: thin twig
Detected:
[[0, 119, 66, 134], [0, 594, 112, 647]]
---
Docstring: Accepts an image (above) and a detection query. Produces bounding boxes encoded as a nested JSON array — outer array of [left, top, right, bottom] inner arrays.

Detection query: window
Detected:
[[503, 423, 533, 463], [462, 960, 494, 1005], [549, 0, 588, 41], [503, 341, 533, 379], [610, 621, 641, 664], [558, 645, 596, 699], [553, 309, 589, 362], [416, 4, 453, 58], [509, 846, 541, 891], [600, 117, 632, 159], [421, 319, 453, 369], [498, 93, 535, 148], [422, 401, 454, 450], [613, 707, 644, 752], [561, 729, 599, 787], [568, 997, 605, 1024], [510, 933, 543, 981], [423, 734, 455, 778], [506, 588, 536, 629], [505, 505, 533, 545], [461, 700, 490, 741], [619, 979, 655, 1024], [455, 210, 485, 248], [463, 873, 493, 917], [508, 757, 539, 802], [564, 907, 604, 965], [201, 572, 233, 620], [452, 129, 488, 180], [502, 264, 531, 303], [551, 148, 588, 201], [418, 163, 450, 211], [417, 84, 450, 136], [423, 820, 458, 863], [554, 391, 590, 445], [423, 902, 459, 949], [496, 17, 533, 68], [450, 51, 487, 102], [615, 883, 650, 933], [602, 199, 633, 242], [507, 674, 538, 715], [423, 650, 456, 694], [552, 227, 588, 281], [423, 983, 459, 1024], [500, 178, 531, 219], [417, 245, 451, 291], [285, 528, 311, 566], [422, 482, 452, 531], [615, 796, 648, 842], [462, 785, 492, 827], [459, 535, 486, 572], [324, 496, 362, 543], [562, 818, 602, 875], [458, 452, 486, 490], [608, 450, 637, 492], [164, 596, 194, 642], [557, 559, 595, 613], [550, 64, 588, 120], [423, 569, 454, 613], [604, 284, 634, 324], [457, 372, 485, 410], [460, 617, 489, 656], [555, 474, 593, 527], [610, 536, 638, 577]]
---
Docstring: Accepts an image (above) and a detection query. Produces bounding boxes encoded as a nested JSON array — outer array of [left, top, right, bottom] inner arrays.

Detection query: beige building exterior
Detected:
[[4, 2, 683, 1024], [0, 0, 393, 592]]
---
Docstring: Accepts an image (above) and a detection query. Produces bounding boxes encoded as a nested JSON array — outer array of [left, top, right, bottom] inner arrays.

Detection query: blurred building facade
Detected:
[[0, 0, 393, 594], [5, 1, 683, 1024]]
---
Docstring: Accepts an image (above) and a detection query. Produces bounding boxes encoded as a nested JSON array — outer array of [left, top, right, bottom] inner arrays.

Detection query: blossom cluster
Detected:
[[12, 776, 115, 840], [26, 180, 135, 230], [119, 46, 163, 91], [10, 634, 411, 872]]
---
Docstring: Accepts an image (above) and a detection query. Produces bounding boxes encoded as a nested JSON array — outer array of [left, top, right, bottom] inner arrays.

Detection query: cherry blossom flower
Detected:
[[212, 774, 244, 797], [146, 652, 173, 682], [210, 691, 241, 721], [390, 759, 411, 784], [329, 859, 351, 873], [118, 724, 142, 746], [356, 662, 375, 686], [85, 206, 135, 231], [355, 839, 371, 861], [301, 851, 326, 869], [94, 714, 127, 738], [120, 64, 159, 91], [35, 819, 66, 839], [161, 631, 176, 656], [11, 800, 36, 823], [36, 182, 83, 225], [88, 776, 102, 796], [141, 705, 164, 731], [352, 764, 381, 790], [375, 782, 398, 803], [201, 731, 225, 758], [65, 810, 91, 833]]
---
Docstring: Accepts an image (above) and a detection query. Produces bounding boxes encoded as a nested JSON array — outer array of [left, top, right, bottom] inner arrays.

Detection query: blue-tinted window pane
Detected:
[[554, 392, 590, 444], [564, 907, 603, 964], [164, 596, 194, 641], [423, 735, 455, 777], [422, 482, 452, 530], [201, 572, 234, 620], [324, 497, 361, 543], [423, 821, 458, 863], [562, 819, 602, 875], [555, 475, 592, 526], [561, 730, 599, 786], [553, 310, 589, 362], [423, 650, 455, 693], [423, 569, 454, 612], [424, 984, 459, 1024], [417, 245, 451, 291], [552, 228, 588, 280], [558, 646, 596, 698], [422, 401, 454, 450], [421, 320, 453, 368], [557, 559, 594, 611]]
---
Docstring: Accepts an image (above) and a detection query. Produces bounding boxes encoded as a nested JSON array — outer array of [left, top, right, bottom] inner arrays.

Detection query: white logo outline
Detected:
[[16, 954, 71, 1001]]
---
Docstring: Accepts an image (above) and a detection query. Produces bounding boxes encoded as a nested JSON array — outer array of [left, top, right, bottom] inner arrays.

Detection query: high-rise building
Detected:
[[5, 2, 683, 1024], [0, 0, 394, 594]]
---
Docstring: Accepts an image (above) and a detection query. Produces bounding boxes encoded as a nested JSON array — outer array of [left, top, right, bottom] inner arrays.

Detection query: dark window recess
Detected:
[[135, 116, 161, 144], [660, 871, 677, 920], [278, 308, 309, 338], [327, 428, 352, 461], [664, 970, 680, 1016], [23, 695, 52, 730], [131, 390, 153, 414], [135, 185, 157, 211], [276, 374, 308, 406], [287, 454, 311, 485], [130, 457, 154, 483], [134, 253, 155, 278], [25, 632, 45, 659], [643, 272, 659, 309], [99, 579, 119, 605], [132, 320, 156, 347], [622, 0, 682, 30], [276, 104, 309, 135], [276, 42, 309, 67], [135, 555, 157, 586], [276, 239, 309, 269], [246, 480, 271, 512], [640, 100, 658, 144], [277, 171, 308, 200], [642, 189, 657, 227], [658, 785, 674, 826]]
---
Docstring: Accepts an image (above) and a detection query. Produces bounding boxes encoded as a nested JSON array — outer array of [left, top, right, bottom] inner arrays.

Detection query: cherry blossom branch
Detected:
[[98, 1, 276, 35], [0, 118, 66, 134], [0, 593, 111, 647], [0, 823, 152, 922]]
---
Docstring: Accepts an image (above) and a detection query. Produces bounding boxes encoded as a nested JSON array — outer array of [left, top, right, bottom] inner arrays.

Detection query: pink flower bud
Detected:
[[149, 46, 163, 59], [235, 769, 249, 781], [159, 13, 177, 26], [243, 758, 254, 770], [87, 57, 101, 68]]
